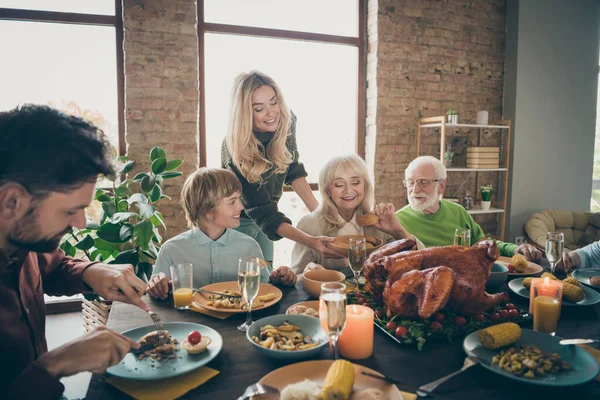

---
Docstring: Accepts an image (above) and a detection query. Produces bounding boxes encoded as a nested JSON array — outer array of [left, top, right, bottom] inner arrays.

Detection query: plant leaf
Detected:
[[149, 211, 166, 229], [117, 199, 129, 212], [152, 227, 162, 244], [149, 185, 162, 202], [114, 185, 131, 198], [118, 155, 128, 163], [94, 188, 108, 200], [117, 160, 135, 175], [60, 240, 77, 257], [138, 203, 156, 219], [132, 172, 148, 183], [141, 249, 157, 260], [101, 202, 117, 218], [151, 157, 167, 174], [119, 224, 134, 242], [141, 174, 157, 193], [109, 212, 139, 224], [133, 220, 153, 250], [93, 237, 121, 251], [86, 222, 101, 230], [110, 249, 140, 267], [74, 234, 95, 251], [140, 262, 154, 281], [149, 147, 166, 162], [160, 171, 183, 180], [97, 223, 126, 243], [164, 159, 183, 171], [128, 193, 149, 205]]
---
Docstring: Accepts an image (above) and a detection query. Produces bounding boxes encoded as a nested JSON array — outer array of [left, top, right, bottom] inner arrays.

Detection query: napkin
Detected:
[[578, 344, 600, 382], [190, 301, 234, 319], [106, 366, 219, 400]]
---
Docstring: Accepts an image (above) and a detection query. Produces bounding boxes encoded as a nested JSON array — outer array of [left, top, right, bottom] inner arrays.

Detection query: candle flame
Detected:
[[544, 276, 550, 284]]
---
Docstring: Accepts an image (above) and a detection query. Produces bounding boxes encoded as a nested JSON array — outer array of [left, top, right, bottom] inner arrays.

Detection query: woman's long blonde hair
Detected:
[[226, 71, 293, 183], [318, 154, 374, 235]]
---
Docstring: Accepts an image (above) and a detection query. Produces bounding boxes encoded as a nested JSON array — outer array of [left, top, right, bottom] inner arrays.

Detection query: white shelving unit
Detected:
[[416, 116, 512, 239]]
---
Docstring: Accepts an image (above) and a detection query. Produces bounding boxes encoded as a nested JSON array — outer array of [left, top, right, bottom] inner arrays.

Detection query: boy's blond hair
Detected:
[[181, 168, 242, 228]]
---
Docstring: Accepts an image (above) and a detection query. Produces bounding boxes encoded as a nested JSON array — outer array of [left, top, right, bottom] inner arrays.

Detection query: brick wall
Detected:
[[367, 0, 506, 235], [123, 0, 199, 239]]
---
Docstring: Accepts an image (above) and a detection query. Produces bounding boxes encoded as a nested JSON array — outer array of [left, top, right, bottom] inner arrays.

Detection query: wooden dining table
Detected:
[[86, 280, 600, 400]]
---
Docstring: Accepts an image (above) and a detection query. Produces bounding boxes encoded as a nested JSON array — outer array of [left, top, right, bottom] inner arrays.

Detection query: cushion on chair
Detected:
[[524, 210, 593, 251], [580, 213, 600, 246]]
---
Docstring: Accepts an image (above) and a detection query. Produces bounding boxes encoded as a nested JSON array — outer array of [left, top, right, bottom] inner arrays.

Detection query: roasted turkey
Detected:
[[363, 239, 509, 318]]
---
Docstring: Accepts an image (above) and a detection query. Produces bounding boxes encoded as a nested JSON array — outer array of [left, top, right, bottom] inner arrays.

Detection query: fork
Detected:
[[417, 356, 478, 397], [237, 383, 279, 400], [147, 310, 164, 338]]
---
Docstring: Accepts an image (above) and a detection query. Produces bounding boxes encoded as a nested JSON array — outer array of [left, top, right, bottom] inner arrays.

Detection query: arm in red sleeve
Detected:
[[37, 249, 98, 296]]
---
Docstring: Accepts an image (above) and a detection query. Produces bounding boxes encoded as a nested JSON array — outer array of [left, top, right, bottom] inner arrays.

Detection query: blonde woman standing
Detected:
[[290, 154, 420, 275], [222, 71, 340, 266]]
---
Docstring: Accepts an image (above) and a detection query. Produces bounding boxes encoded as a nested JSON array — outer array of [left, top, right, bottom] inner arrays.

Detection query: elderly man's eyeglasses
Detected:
[[403, 179, 442, 188]]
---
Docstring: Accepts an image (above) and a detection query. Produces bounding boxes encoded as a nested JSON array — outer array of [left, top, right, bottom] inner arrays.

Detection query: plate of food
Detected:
[[258, 359, 403, 399], [330, 235, 383, 257], [464, 325, 599, 386], [508, 276, 600, 306], [192, 281, 282, 313], [497, 255, 544, 277], [286, 300, 320, 318], [572, 268, 600, 290], [107, 322, 223, 380]]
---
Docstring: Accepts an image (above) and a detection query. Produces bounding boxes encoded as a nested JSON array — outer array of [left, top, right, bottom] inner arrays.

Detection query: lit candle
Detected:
[[337, 305, 374, 359], [529, 277, 563, 314]]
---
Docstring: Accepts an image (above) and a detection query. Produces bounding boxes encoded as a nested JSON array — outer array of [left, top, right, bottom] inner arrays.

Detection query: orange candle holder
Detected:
[[337, 305, 374, 359], [530, 277, 562, 335]]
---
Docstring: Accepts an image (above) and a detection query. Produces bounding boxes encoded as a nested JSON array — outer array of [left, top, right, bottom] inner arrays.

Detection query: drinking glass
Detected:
[[237, 256, 261, 332], [453, 228, 471, 247], [170, 263, 193, 310], [320, 282, 347, 360], [531, 278, 563, 335], [348, 237, 367, 292], [545, 232, 564, 274]]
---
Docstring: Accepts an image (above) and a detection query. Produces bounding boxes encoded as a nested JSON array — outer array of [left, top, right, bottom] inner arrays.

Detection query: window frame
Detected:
[[197, 0, 366, 191], [0, 1, 125, 312]]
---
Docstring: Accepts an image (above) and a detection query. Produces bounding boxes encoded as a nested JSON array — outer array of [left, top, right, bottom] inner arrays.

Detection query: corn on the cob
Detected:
[[541, 272, 558, 281], [562, 276, 579, 287], [321, 360, 355, 400], [562, 282, 585, 302], [511, 254, 528, 273], [479, 322, 522, 350], [522, 277, 533, 289]]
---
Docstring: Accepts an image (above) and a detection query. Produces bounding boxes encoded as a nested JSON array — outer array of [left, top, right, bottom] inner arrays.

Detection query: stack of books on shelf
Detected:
[[466, 147, 500, 168]]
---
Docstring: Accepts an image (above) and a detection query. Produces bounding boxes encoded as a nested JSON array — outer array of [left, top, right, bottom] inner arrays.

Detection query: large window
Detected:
[[0, 1, 124, 306], [199, 0, 365, 266]]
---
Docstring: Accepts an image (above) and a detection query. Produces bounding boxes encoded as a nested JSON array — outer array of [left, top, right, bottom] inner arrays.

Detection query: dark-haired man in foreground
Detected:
[[0, 105, 149, 399]]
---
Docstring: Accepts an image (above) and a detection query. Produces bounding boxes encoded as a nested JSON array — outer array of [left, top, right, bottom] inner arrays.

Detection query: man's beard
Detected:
[[8, 206, 72, 253], [408, 185, 440, 213]]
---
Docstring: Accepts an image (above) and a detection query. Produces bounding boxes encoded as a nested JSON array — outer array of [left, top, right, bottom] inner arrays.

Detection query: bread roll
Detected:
[[182, 336, 211, 354], [590, 276, 600, 286], [358, 213, 378, 226]]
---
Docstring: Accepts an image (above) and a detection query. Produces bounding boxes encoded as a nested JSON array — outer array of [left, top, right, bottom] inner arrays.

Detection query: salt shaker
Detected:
[[463, 191, 473, 210]]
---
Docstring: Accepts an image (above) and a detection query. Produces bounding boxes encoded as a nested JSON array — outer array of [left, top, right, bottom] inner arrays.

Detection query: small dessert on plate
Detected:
[[182, 330, 211, 354], [357, 213, 378, 227]]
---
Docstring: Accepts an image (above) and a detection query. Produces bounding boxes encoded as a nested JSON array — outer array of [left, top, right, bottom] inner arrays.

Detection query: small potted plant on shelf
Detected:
[[479, 184, 493, 210], [444, 146, 454, 168]]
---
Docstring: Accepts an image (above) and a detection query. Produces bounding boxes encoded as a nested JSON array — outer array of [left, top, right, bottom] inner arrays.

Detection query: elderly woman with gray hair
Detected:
[[290, 154, 418, 276]]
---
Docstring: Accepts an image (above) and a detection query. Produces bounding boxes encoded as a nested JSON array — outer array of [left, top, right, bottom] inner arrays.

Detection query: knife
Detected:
[[559, 338, 600, 345], [194, 288, 242, 299], [361, 372, 450, 399]]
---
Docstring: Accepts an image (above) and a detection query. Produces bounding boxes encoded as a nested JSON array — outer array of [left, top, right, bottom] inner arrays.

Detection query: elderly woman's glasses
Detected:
[[403, 179, 442, 188]]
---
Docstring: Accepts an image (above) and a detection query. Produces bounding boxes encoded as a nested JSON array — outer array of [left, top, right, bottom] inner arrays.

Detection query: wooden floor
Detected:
[[46, 311, 91, 399]]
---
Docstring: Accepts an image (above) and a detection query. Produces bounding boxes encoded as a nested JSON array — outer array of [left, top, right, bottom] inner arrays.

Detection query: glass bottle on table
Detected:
[[545, 232, 564, 274], [320, 282, 347, 360], [348, 237, 367, 292], [237, 256, 261, 332]]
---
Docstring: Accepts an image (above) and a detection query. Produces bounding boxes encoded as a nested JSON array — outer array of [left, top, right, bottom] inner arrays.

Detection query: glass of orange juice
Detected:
[[170, 263, 193, 310]]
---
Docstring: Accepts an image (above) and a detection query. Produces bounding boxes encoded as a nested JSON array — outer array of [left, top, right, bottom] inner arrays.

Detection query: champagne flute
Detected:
[[546, 232, 564, 274], [320, 282, 347, 360], [237, 256, 261, 332], [348, 237, 367, 292], [453, 228, 471, 247]]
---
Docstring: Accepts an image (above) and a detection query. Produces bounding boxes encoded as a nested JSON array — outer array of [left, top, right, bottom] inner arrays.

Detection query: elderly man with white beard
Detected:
[[395, 156, 542, 261]]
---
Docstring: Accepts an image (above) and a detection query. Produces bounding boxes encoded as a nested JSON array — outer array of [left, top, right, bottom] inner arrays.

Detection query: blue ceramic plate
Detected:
[[508, 277, 600, 306], [464, 329, 600, 386], [572, 269, 600, 291], [107, 322, 223, 380]]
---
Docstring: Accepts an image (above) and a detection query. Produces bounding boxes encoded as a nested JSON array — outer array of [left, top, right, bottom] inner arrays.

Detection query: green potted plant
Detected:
[[479, 184, 493, 210], [60, 147, 183, 330], [444, 146, 454, 168]]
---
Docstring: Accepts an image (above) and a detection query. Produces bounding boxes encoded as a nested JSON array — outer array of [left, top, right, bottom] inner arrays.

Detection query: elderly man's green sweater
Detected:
[[395, 200, 517, 257]]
